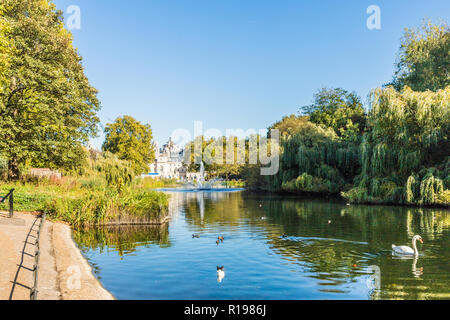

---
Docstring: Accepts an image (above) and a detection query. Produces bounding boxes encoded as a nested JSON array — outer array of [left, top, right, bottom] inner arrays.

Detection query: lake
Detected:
[[73, 190, 450, 300]]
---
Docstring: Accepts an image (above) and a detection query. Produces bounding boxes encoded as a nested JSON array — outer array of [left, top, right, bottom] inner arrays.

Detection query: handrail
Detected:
[[30, 213, 46, 300], [0, 188, 14, 218]]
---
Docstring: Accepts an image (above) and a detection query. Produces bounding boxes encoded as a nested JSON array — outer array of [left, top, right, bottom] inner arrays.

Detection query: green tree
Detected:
[[102, 116, 155, 175], [274, 121, 359, 194], [269, 114, 309, 139], [343, 86, 449, 205], [301, 88, 366, 141], [0, 8, 12, 93], [0, 0, 100, 179], [391, 20, 450, 92]]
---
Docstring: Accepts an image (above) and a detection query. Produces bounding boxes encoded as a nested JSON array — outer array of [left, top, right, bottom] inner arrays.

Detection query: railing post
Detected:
[[9, 189, 14, 218], [30, 213, 46, 300]]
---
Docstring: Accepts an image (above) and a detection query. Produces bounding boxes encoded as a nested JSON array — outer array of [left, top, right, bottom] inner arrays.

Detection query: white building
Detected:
[[148, 138, 185, 180], [146, 138, 205, 182]]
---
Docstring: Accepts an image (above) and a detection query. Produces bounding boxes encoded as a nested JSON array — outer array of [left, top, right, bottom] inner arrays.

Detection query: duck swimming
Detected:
[[218, 236, 224, 242], [392, 235, 423, 256], [217, 266, 225, 282], [192, 234, 200, 238]]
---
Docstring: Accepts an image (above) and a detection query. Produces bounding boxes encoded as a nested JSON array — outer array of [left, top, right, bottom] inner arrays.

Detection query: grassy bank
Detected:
[[0, 178, 170, 227], [0, 153, 171, 227]]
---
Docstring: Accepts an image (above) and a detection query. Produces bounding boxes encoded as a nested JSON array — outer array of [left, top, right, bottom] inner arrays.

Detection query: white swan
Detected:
[[392, 235, 423, 256]]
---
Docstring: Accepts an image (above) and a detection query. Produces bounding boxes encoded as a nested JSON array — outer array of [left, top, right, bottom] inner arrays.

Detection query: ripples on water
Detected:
[[74, 190, 450, 300]]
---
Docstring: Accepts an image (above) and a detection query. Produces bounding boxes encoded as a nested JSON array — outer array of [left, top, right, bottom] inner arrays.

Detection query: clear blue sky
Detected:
[[53, 0, 449, 147]]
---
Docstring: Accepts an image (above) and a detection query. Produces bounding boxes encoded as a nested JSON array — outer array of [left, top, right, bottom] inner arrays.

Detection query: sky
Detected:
[[52, 0, 450, 148]]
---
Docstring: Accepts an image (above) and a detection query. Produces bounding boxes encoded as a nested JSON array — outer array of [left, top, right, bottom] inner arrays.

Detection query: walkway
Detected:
[[0, 212, 113, 300]]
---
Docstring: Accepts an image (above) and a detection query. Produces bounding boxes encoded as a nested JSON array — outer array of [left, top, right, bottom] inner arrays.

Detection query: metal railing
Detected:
[[30, 213, 46, 300], [0, 188, 14, 218]]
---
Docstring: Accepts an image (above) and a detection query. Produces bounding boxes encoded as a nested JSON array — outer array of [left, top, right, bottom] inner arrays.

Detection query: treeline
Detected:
[[255, 21, 449, 206], [192, 21, 450, 207]]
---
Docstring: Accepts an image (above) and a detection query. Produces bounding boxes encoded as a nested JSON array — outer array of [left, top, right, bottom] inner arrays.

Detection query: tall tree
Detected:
[[343, 86, 449, 205], [391, 20, 450, 92], [301, 88, 366, 141], [269, 114, 309, 140], [0, 0, 100, 179], [0, 5, 13, 101], [102, 116, 155, 175]]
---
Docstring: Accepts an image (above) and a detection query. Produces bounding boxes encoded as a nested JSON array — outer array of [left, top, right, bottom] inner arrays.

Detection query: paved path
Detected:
[[0, 212, 114, 300]]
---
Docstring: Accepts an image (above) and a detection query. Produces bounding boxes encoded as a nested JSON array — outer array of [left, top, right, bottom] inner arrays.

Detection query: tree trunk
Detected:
[[8, 157, 20, 181]]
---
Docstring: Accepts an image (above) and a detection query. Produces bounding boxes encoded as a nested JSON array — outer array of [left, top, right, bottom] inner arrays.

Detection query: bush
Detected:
[[282, 173, 339, 194], [0, 157, 7, 179]]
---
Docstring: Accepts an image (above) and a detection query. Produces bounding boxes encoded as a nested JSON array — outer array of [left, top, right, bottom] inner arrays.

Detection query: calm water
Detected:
[[73, 190, 450, 300]]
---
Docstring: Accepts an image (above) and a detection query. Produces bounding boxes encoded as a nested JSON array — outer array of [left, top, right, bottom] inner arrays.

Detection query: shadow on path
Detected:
[[8, 215, 42, 300]]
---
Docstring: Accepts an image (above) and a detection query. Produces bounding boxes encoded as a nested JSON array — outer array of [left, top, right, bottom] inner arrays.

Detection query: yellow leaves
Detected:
[[370, 85, 450, 136]]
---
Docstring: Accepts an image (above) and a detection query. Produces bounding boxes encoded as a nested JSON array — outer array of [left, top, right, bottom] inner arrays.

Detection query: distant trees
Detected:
[[184, 135, 249, 180], [0, 0, 100, 179], [102, 116, 155, 175]]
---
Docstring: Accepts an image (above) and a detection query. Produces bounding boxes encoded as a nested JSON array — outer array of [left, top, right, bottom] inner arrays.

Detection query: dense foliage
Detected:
[[0, 0, 100, 179], [243, 21, 449, 207], [102, 116, 155, 175], [343, 86, 449, 205], [0, 1, 170, 225], [0, 3, 447, 211], [0, 151, 169, 227], [0, 9, 11, 93], [245, 108, 361, 195], [269, 115, 309, 139], [301, 88, 366, 141], [391, 20, 449, 92]]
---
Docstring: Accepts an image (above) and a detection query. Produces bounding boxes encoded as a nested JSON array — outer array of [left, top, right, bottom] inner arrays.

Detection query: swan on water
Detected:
[[392, 235, 423, 256]]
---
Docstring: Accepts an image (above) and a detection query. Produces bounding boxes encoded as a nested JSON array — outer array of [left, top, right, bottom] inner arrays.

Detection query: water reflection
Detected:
[[75, 224, 170, 257], [411, 256, 424, 278], [180, 192, 450, 299], [366, 265, 381, 300]]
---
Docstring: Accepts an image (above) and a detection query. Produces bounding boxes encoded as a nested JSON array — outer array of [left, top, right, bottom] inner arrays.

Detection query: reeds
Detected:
[[0, 153, 170, 227]]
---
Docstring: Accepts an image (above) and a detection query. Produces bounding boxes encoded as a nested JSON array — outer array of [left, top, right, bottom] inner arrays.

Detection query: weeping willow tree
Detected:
[[84, 151, 134, 192], [262, 121, 360, 194], [343, 86, 450, 205]]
